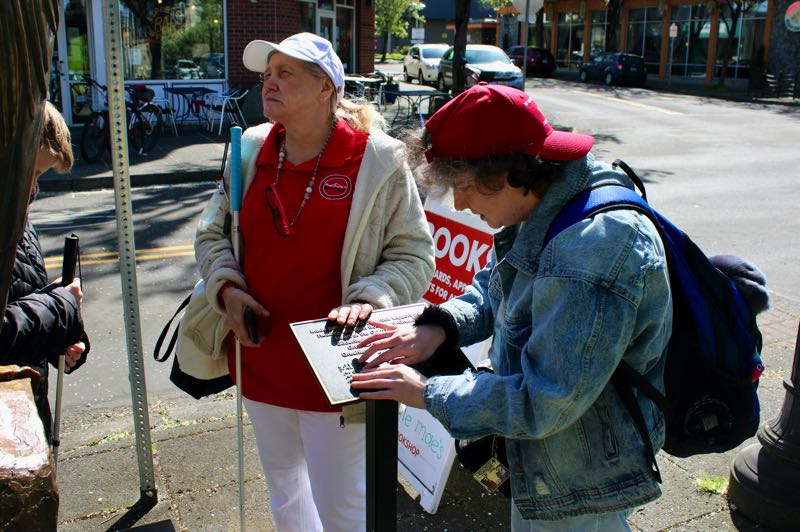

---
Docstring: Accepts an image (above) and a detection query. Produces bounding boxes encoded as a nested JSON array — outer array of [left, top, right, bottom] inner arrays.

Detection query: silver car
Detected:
[[437, 45, 524, 92], [403, 43, 449, 85]]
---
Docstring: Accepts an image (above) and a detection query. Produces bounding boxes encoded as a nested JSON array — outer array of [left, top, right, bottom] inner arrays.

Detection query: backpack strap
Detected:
[[544, 183, 655, 248], [612, 159, 647, 201], [611, 361, 665, 483], [154, 293, 192, 362]]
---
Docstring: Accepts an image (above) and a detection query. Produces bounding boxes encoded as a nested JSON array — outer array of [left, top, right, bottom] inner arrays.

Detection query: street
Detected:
[[32, 78, 799, 419], [34, 183, 217, 411]]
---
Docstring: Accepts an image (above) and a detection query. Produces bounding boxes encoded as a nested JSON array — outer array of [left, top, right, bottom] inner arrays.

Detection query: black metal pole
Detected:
[[728, 321, 800, 531], [366, 400, 398, 532]]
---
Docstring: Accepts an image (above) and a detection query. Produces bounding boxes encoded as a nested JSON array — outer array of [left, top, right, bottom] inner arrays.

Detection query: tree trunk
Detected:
[[536, 7, 545, 48], [453, 0, 471, 95], [605, 0, 624, 53], [768, 0, 800, 79], [149, 38, 163, 79], [716, 4, 741, 86], [381, 31, 389, 63]]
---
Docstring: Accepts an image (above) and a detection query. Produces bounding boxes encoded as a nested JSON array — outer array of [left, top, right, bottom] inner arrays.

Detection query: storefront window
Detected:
[[556, 11, 584, 69], [625, 7, 661, 74], [120, 0, 225, 81], [715, 1, 767, 80], [590, 10, 608, 58], [299, 0, 315, 33], [335, 5, 354, 72], [63, 0, 93, 119], [539, 10, 552, 49], [670, 4, 711, 78]]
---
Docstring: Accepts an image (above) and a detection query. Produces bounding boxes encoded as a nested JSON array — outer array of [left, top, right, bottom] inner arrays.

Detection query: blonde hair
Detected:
[[40, 101, 73, 173], [302, 62, 385, 133]]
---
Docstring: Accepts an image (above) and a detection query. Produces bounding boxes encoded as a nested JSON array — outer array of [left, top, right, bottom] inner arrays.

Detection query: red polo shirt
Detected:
[[230, 118, 368, 412]]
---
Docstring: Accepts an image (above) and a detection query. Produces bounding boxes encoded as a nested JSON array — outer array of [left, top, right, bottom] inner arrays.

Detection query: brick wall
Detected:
[[226, 0, 301, 85], [227, 0, 375, 81], [357, 0, 376, 74]]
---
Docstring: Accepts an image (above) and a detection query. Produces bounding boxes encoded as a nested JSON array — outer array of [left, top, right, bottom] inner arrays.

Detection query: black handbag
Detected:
[[153, 138, 234, 400], [153, 291, 233, 400]]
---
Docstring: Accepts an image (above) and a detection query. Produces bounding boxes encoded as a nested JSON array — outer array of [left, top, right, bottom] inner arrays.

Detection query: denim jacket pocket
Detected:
[[591, 394, 621, 460]]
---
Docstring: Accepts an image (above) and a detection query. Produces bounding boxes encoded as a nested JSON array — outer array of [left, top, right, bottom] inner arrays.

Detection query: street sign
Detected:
[[670, 23, 678, 38], [787, 2, 800, 32]]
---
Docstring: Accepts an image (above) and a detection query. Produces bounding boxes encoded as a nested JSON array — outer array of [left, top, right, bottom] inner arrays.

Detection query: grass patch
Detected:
[[375, 53, 405, 62], [695, 473, 728, 494]]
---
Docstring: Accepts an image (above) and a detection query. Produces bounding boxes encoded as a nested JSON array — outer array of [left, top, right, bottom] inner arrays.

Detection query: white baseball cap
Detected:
[[243, 32, 345, 102]]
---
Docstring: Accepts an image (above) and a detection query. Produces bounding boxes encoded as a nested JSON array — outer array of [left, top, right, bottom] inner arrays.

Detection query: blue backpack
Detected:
[[545, 160, 764, 482]]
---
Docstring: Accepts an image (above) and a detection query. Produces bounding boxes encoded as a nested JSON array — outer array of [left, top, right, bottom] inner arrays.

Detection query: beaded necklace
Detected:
[[273, 118, 337, 228]]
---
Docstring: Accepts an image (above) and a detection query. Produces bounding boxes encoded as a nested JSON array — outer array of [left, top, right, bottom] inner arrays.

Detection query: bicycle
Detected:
[[80, 78, 163, 163]]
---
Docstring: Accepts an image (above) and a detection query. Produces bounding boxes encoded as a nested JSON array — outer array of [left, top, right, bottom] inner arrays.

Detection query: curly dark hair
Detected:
[[402, 127, 564, 199]]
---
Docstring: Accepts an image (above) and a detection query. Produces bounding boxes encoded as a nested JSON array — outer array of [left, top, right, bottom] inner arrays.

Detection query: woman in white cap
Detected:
[[351, 84, 673, 530], [193, 33, 434, 531]]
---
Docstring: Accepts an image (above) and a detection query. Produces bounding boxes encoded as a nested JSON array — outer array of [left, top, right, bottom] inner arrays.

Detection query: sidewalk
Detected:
[[39, 125, 226, 193], [54, 294, 799, 531], [548, 69, 800, 105]]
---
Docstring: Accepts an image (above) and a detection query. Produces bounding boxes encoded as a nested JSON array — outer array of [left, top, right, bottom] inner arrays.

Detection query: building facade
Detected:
[[541, 0, 775, 84], [52, 0, 376, 126]]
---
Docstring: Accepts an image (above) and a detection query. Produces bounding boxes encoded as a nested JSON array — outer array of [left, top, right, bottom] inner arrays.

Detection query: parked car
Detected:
[[403, 43, 449, 85], [175, 59, 201, 80], [437, 45, 524, 92], [201, 53, 225, 79], [579, 52, 647, 87], [506, 46, 556, 77]]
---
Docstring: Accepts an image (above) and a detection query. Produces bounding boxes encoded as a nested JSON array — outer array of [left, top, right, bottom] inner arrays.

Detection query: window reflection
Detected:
[[120, 0, 225, 81]]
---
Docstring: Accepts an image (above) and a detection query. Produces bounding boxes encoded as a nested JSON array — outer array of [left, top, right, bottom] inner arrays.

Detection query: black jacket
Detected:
[[0, 219, 86, 438]]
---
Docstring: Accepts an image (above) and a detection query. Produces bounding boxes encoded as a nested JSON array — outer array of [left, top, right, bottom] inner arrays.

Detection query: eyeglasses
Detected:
[[264, 184, 294, 237]]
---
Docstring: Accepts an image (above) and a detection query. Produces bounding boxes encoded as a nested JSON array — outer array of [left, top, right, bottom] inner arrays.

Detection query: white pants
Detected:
[[244, 398, 366, 532]]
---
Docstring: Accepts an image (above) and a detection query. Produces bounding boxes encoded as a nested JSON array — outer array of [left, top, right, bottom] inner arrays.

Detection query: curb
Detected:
[[38, 169, 218, 193]]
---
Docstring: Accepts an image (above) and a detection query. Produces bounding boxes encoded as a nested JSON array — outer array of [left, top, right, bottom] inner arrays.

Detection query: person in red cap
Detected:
[[192, 32, 434, 531], [352, 83, 673, 530]]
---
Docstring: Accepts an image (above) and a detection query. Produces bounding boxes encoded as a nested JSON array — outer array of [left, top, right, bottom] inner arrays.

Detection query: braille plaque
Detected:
[[290, 303, 428, 407]]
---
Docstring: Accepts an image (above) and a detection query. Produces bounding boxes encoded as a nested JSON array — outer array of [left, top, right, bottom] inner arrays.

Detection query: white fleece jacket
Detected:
[[186, 121, 435, 360]]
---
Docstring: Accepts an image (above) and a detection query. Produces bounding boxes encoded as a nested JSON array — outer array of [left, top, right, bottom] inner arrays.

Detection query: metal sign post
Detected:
[[102, 0, 156, 504], [366, 400, 398, 532], [522, 0, 531, 81], [668, 23, 677, 88]]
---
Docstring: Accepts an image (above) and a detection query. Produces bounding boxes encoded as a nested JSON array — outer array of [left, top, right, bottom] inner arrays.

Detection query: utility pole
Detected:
[[453, 0, 471, 94], [522, 0, 530, 81]]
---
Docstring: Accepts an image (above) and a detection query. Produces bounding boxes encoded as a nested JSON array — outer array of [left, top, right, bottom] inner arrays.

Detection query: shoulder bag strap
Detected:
[[153, 293, 192, 362]]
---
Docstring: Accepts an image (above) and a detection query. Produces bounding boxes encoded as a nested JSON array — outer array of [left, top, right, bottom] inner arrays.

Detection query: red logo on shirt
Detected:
[[319, 175, 352, 200]]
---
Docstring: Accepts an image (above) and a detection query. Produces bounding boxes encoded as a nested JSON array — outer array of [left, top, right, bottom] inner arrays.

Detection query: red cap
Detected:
[[424, 83, 593, 163]]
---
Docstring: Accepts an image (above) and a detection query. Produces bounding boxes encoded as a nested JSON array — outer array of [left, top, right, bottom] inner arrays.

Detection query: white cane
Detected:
[[229, 126, 246, 531], [53, 234, 79, 472]]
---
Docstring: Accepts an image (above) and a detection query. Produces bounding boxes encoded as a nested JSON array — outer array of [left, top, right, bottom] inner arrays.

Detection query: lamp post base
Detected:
[[728, 442, 800, 531]]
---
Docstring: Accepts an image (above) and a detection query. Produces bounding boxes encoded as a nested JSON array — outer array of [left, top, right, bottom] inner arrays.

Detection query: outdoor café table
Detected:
[[164, 86, 218, 128], [381, 88, 449, 128], [343, 75, 384, 103]]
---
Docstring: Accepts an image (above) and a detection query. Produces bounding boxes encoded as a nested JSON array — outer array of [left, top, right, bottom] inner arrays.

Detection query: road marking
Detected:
[[44, 245, 194, 267], [565, 90, 685, 115]]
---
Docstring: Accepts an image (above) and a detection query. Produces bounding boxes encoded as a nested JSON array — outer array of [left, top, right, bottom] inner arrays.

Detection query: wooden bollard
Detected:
[[0, 365, 58, 530]]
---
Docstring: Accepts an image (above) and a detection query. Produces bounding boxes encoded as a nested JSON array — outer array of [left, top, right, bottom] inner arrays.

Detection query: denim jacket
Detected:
[[424, 154, 673, 519]]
